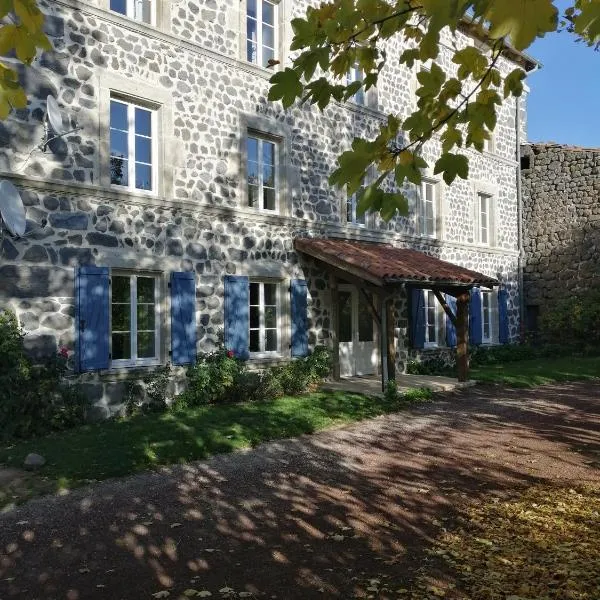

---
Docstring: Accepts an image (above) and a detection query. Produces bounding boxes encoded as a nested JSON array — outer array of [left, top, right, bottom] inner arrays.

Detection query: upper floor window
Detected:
[[481, 289, 493, 343], [110, 0, 154, 25], [247, 0, 277, 68], [418, 180, 437, 238], [111, 273, 160, 367], [346, 182, 367, 227], [249, 281, 279, 355], [110, 98, 156, 193], [483, 135, 494, 153], [347, 65, 365, 106], [477, 192, 492, 245], [247, 133, 278, 212], [424, 290, 438, 347]]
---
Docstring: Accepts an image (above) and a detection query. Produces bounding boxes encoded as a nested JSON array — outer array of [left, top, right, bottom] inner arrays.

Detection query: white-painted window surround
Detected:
[[249, 281, 280, 356], [110, 0, 154, 25], [478, 191, 492, 245], [481, 289, 493, 343], [247, 133, 278, 212], [247, 0, 278, 68], [110, 97, 157, 193], [424, 289, 438, 347], [346, 181, 367, 227], [111, 273, 161, 367], [347, 64, 365, 106]]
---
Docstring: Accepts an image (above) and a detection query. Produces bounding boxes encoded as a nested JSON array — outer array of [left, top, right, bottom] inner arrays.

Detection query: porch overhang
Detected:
[[294, 238, 499, 291]]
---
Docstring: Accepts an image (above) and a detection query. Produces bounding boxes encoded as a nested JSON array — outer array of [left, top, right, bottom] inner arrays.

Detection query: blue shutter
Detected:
[[445, 294, 457, 348], [76, 266, 110, 372], [410, 288, 426, 349], [469, 287, 483, 346], [224, 275, 249, 360], [171, 272, 197, 365], [498, 288, 509, 344], [291, 279, 309, 357]]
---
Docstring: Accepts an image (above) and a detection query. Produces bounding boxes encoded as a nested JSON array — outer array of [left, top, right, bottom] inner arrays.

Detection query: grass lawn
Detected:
[[0, 389, 430, 508], [471, 355, 600, 387]]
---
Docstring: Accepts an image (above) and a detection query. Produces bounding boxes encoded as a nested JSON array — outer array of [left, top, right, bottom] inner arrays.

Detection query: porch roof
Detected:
[[294, 237, 498, 288]]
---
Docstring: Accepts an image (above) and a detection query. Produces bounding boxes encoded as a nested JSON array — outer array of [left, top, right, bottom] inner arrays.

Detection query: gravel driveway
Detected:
[[1, 382, 599, 599]]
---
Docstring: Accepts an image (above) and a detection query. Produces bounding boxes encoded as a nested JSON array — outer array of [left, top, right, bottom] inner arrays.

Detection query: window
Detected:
[[346, 182, 367, 227], [478, 192, 491, 245], [481, 290, 493, 343], [247, 0, 277, 68], [424, 290, 438, 346], [111, 274, 160, 366], [247, 134, 278, 211], [483, 135, 494, 153], [249, 282, 279, 354], [110, 0, 154, 24], [419, 181, 437, 238], [347, 64, 365, 105], [110, 98, 156, 193]]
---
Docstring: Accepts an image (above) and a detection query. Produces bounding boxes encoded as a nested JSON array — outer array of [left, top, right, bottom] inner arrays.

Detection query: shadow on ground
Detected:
[[0, 382, 599, 599]]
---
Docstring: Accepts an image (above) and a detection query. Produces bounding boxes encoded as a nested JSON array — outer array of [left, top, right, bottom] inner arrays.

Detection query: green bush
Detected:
[[407, 355, 455, 376], [384, 379, 399, 402], [469, 344, 537, 367], [0, 310, 86, 440]]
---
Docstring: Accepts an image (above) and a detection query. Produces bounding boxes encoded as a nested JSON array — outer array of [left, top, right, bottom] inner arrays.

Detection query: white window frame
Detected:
[[110, 272, 161, 368], [346, 64, 365, 106], [110, 97, 158, 195], [246, 132, 279, 213], [419, 180, 437, 238], [109, 0, 156, 25], [424, 289, 439, 348], [246, 0, 279, 68], [481, 289, 493, 344], [483, 134, 494, 154], [346, 181, 368, 228], [478, 191, 491, 246], [249, 280, 281, 357]]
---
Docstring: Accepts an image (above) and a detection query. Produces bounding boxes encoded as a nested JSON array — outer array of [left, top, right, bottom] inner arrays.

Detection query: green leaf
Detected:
[[268, 68, 302, 108], [434, 152, 469, 185]]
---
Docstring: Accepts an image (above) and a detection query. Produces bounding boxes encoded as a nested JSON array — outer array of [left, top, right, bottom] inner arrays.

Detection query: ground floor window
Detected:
[[481, 289, 493, 343], [424, 289, 438, 346], [249, 281, 279, 354], [111, 273, 160, 366]]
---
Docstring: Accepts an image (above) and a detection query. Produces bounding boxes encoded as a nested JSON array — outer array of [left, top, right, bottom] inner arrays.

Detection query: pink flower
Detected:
[[58, 346, 69, 358], [227, 350, 234, 358]]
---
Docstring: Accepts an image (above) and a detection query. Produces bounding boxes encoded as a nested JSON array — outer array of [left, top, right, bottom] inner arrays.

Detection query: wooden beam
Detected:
[[386, 297, 396, 381], [456, 291, 470, 382], [432, 289, 457, 328], [318, 261, 383, 294], [360, 288, 381, 328], [330, 274, 341, 381]]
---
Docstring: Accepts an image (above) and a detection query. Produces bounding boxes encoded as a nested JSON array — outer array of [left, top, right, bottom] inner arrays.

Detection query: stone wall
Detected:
[[521, 143, 600, 327], [0, 0, 525, 415]]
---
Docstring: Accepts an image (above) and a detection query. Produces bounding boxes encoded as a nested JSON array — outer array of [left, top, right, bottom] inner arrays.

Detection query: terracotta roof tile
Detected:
[[295, 238, 498, 287]]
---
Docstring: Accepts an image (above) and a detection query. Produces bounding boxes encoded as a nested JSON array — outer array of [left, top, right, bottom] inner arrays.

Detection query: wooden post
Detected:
[[330, 274, 341, 381], [386, 297, 396, 381], [456, 291, 470, 382], [380, 294, 388, 392]]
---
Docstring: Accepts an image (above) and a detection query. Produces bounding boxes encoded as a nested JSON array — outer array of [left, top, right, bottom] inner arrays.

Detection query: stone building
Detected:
[[520, 142, 600, 332], [0, 0, 536, 416]]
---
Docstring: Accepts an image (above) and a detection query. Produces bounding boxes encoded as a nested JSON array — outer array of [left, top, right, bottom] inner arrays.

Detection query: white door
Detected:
[[338, 286, 377, 377]]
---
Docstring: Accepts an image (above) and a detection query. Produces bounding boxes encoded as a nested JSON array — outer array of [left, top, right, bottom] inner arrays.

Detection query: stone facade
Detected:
[[521, 142, 600, 330], [0, 0, 526, 415]]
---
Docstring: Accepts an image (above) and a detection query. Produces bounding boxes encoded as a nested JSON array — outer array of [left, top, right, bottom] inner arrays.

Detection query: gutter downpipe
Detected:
[[516, 94, 525, 342]]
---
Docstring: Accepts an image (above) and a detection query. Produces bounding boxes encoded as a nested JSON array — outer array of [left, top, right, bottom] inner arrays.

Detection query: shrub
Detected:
[[407, 355, 455, 376], [402, 387, 433, 403], [0, 310, 86, 440], [125, 365, 172, 416], [469, 344, 537, 367], [384, 379, 399, 402]]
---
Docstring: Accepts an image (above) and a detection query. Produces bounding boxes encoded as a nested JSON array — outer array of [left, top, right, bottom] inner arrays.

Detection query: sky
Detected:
[[526, 2, 599, 147]]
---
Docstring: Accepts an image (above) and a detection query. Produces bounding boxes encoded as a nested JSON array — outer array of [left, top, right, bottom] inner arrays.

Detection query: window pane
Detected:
[[110, 129, 128, 158], [137, 277, 154, 303], [354, 89, 365, 105], [135, 136, 152, 165], [265, 329, 278, 351], [358, 299, 373, 342], [247, 137, 258, 163], [346, 197, 354, 223], [263, 164, 274, 187], [248, 184, 259, 208], [112, 302, 130, 331], [264, 283, 277, 306], [112, 333, 131, 360], [135, 163, 153, 191], [428, 325, 436, 343], [339, 292, 352, 343], [247, 0, 257, 19], [263, 187, 276, 211], [247, 160, 259, 185], [264, 306, 277, 329], [249, 329, 259, 352], [481, 227, 488, 244], [250, 306, 260, 328], [135, 107, 152, 137], [263, 141, 275, 165], [136, 0, 152, 24], [112, 276, 130, 303], [262, 1, 274, 25], [262, 47, 274, 68], [263, 23, 274, 48], [250, 282, 259, 305], [137, 303, 155, 331], [137, 331, 155, 358], [110, 100, 128, 131], [110, 0, 127, 15], [247, 41, 258, 64], [110, 157, 128, 186], [247, 17, 257, 43]]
